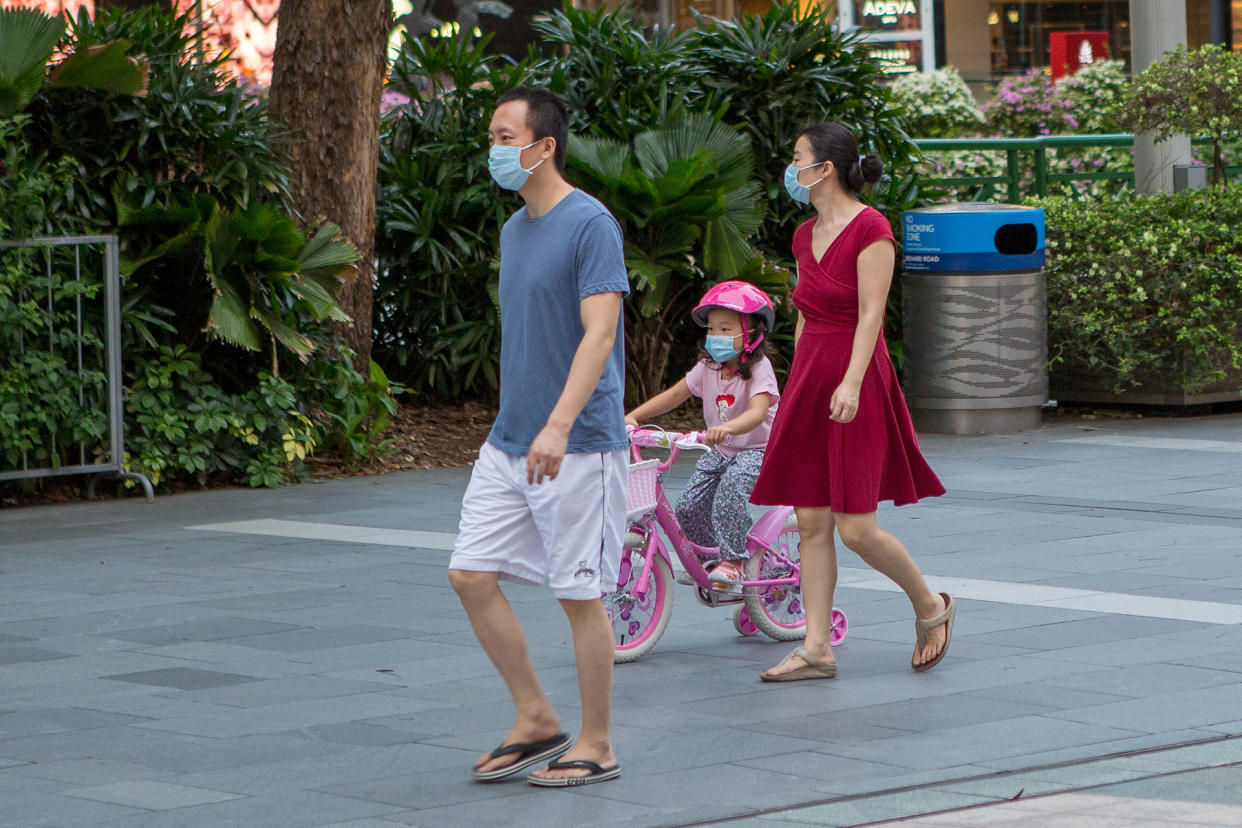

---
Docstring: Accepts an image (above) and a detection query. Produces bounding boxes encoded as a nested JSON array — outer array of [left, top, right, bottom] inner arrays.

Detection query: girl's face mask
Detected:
[[488, 140, 545, 190], [783, 160, 827, 204], [704, 334, 742, 363]]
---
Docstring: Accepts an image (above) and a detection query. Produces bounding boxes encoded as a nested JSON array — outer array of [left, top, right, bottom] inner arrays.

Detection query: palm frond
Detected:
[[0, 8, 65, 115], [48, 40, 148, 96]]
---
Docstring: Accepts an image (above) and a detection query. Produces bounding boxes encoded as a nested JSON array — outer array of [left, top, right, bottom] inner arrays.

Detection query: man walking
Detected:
[[447, 87, 629, 787]]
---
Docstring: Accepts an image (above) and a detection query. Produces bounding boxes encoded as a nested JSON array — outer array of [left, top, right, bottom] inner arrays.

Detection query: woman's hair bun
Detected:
[[860, 154, 884, 184]]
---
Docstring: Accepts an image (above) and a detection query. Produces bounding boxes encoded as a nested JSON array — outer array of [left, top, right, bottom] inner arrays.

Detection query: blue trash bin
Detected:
[[900, 204, 1047, 434]]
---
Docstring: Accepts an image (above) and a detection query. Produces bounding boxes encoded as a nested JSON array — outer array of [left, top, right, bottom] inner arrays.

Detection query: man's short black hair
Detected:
[[496, 86, 569, 173]]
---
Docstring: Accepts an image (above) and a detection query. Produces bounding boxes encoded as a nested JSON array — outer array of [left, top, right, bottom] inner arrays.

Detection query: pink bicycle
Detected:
[[605, 427, 847, 663]]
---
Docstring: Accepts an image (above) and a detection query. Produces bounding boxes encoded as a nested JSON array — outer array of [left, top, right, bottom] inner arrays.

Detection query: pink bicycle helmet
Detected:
[[691, 280, 775, 364]]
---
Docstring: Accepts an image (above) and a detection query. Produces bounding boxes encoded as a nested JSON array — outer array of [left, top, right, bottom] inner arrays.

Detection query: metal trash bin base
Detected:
[[909, 406, 1043, 435]]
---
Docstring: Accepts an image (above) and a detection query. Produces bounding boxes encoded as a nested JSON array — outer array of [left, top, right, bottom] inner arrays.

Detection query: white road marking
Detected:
[[192, 519, 1242, 625], [190, 518, 458, 550]]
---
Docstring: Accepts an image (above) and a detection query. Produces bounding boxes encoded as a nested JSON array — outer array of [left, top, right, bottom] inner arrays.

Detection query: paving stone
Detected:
[[104, 617, 309, 647], [0, 707, 151, 738], [0, 646, 75, 665], [102, 667, 260, 690], [66, 779, 244, 809]]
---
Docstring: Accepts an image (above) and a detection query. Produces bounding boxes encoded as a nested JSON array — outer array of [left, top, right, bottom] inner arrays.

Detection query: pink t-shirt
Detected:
[[684, 357, 780, 458]]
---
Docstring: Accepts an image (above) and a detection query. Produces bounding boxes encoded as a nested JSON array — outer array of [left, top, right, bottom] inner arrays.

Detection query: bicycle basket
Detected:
[[626, 460, 660, 523]]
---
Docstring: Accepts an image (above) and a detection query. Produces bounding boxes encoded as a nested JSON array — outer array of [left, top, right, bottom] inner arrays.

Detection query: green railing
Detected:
[[913, 134, 1240, 202]]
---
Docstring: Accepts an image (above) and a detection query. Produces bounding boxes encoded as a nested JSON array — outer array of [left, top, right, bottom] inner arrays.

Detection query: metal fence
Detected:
[[913, 134, 1242, 202], [0, 235, 154, 499]]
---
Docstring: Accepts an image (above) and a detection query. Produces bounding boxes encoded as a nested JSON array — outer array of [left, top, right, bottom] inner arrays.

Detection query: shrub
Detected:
[[124, 346, 317, 488], [889, 67, 984, 138], [1061, 60, 1129, 133], [534, 5, 702, 145], [0, 244, 109, 473], [1038, 190, 1242, 393], [984, 68, 1078, 136], [1117, 44, 1242, 185]]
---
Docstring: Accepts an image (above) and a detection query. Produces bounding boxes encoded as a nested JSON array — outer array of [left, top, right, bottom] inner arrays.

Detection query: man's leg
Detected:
[[449, 569, 563, 772], [449, 444, 563, 773], [527, 596, 618, 781]]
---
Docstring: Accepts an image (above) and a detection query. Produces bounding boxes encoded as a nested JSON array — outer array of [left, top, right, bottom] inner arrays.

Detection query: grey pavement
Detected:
[[1, 410, 1241, 827]]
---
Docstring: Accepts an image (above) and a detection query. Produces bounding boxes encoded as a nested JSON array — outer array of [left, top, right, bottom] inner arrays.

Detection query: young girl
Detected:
[[625, 281, 780, 590]]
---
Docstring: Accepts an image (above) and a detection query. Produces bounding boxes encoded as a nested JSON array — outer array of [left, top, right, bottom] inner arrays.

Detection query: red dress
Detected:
[[750, 208, 945, 513]]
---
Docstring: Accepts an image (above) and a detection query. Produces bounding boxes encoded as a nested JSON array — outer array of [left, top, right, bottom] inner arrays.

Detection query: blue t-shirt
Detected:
[[487, 189, 630, 455]]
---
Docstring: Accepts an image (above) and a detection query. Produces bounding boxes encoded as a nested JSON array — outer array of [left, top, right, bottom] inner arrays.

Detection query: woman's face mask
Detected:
[[783, 160, 827, 204], [488, 140, 545, 190]]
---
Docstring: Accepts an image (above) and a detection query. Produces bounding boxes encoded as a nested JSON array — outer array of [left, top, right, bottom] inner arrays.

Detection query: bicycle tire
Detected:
[[743, 512, 807, 641], [605, 534, 675, 663]]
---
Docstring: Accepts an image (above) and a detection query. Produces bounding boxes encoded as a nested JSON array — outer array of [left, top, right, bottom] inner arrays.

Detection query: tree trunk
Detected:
[[268, 0, 392, 371]]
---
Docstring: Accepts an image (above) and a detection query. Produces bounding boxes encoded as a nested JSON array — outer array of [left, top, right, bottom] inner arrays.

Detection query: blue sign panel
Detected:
[[902, 204, 1045, 272]]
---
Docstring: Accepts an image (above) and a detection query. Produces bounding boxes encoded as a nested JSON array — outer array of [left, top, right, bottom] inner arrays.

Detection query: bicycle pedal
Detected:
[[675, 570, 695, 585]]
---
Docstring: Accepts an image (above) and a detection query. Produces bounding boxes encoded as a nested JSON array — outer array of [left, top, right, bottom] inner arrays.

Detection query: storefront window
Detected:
[[988, 1, 1129, 76]]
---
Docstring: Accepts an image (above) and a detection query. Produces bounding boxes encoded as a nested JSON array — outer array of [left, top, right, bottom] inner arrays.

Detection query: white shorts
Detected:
[[450, 442, 628, 600]]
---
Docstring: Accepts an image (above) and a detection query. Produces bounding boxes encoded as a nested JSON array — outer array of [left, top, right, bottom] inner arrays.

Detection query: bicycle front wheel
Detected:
[[604, 533, 674, 663], [743, 513, 806, 641]]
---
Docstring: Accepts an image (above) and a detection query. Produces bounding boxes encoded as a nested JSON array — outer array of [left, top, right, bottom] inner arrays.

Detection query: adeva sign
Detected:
[[844, 0, 933, 74], [857, 0, 918, 25]]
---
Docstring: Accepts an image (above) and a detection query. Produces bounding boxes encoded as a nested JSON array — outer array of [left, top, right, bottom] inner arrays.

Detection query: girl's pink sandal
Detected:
[[708, 561, 744, 591]]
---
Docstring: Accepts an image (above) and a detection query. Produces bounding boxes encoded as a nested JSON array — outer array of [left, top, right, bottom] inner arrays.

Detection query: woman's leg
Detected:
[[762, 505, 838, 678], [834, 512, 948, 667]]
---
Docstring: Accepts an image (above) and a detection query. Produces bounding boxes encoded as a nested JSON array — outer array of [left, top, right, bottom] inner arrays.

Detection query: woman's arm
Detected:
[[830, 239, 895, 424], [625, 378, 693, 427]]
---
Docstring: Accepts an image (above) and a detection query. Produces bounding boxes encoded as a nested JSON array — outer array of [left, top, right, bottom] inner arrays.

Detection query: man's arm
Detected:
[[527, 290, 624, 484]]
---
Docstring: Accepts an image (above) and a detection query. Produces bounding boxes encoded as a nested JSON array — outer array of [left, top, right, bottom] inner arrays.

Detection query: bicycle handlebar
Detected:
[[627, 426, 710, 451]]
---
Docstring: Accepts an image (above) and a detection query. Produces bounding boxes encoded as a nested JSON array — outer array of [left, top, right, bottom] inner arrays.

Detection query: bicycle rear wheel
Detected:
[[604, 532, 674, 663], [743, 513, 806, 641]]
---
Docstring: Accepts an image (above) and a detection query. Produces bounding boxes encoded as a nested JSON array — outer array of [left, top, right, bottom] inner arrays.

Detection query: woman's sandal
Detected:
[[759, 645, 837, 682], [912, 592, 956, 673]]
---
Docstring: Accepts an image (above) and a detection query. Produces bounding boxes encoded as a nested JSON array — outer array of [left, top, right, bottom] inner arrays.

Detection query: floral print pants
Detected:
[[674, 447, 765, 561]]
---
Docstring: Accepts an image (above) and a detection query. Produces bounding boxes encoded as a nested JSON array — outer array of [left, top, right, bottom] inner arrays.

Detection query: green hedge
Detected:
[[1039, 189, 1242, 393]]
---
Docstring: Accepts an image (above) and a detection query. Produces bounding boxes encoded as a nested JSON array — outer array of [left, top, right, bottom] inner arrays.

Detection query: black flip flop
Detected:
[[471, 732, 571, 782], [527, 758, 622, 787]]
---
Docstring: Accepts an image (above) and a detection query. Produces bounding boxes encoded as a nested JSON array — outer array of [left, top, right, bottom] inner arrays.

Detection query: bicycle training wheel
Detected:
[[604, 532, 674, 663], [742, 512, 806, 641]]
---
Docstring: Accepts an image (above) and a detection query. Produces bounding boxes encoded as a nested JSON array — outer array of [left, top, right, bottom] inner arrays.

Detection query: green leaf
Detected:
[[298, 222, 360, 284], [205, 282, 262, 351], [48, 40, 148, 97], [0, 8, 65, 115]]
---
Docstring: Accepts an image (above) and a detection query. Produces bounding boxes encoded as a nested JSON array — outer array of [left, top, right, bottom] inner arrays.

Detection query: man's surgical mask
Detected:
[[488, 140, 545, 190]]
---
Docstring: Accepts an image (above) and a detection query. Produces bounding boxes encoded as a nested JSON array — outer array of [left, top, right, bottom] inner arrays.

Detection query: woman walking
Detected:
[[750, 123, 953, 682]]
